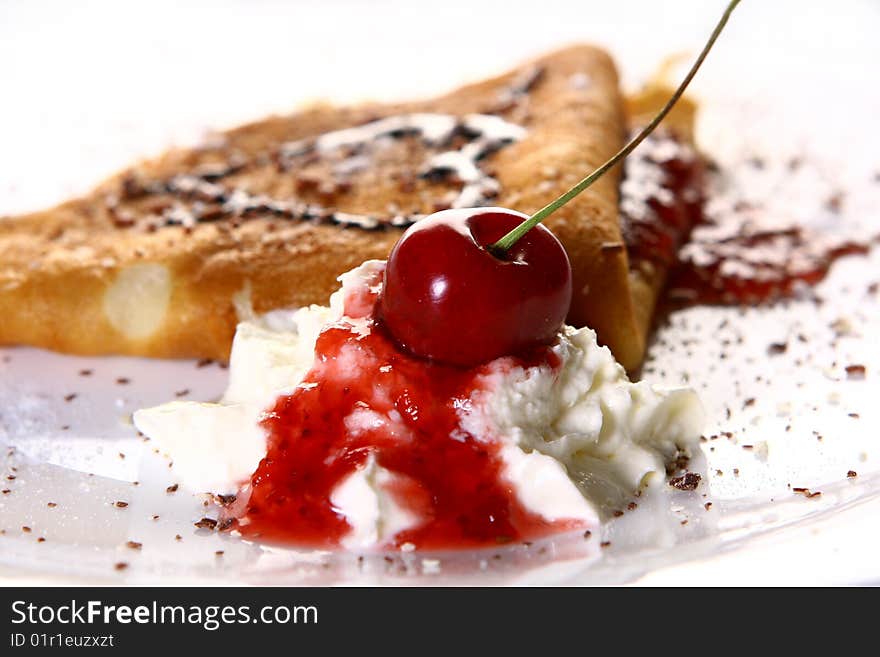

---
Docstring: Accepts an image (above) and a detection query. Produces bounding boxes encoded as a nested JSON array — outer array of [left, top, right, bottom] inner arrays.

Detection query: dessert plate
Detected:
[[1, 0, 878, 585]]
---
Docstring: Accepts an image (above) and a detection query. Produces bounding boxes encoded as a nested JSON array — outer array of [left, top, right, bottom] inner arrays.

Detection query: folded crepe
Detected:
[[0, 45, 700, 371]]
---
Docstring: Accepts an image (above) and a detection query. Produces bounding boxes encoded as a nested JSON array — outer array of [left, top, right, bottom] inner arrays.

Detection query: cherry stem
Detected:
[[490, 0, 741, 255]]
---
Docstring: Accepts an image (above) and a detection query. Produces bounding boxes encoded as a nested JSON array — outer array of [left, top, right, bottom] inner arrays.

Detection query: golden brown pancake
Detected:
[[0, 45, 699, 371]]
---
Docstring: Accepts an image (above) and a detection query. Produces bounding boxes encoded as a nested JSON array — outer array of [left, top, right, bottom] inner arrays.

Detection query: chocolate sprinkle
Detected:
[[845, 364, 867, 380], [194, 517, 218, 530], [669, 472, 702, 491]]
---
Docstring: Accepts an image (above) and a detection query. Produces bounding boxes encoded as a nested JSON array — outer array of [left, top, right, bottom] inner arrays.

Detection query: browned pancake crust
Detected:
[[0, 45, 661, 369]]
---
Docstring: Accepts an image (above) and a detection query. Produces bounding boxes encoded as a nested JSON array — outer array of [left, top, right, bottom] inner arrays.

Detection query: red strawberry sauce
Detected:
[[234, 264, 582, 549]]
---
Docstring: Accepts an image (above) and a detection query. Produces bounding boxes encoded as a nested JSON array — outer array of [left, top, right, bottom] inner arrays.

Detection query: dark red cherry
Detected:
[[378, 207, 572, 368]]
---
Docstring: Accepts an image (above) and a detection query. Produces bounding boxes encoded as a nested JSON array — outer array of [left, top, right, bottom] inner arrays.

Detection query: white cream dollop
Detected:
[[134, 260, 704, 546], [464, 325, 705, 512]]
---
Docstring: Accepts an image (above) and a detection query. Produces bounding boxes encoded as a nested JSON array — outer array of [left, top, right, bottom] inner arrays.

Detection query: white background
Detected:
[[2, 0, 879, 214]]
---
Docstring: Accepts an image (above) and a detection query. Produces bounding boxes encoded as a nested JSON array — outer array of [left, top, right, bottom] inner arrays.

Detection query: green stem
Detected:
[[490, 0, 741, 255]]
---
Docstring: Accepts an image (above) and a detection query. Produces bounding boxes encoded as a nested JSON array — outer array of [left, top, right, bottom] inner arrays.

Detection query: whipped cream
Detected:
[[134, 261, 705, 548], [467, 326, 705, 512]]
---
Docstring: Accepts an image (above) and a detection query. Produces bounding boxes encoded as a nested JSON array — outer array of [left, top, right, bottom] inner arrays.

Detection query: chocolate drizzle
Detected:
[[490, 65, 545, 114], [118, 173, 390, 230], [109, 68, 543, 233], [279, 113, 526, 218]]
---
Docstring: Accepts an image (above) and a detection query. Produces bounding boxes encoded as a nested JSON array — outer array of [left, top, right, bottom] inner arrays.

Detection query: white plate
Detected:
[[1, 0, 879, 585]]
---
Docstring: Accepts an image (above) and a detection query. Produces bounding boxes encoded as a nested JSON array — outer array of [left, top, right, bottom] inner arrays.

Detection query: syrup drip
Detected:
[[620, 132, 874, 305], [668, 222, 871, 305], [620, 130, 703, 270], [233, 264, 577, 550]]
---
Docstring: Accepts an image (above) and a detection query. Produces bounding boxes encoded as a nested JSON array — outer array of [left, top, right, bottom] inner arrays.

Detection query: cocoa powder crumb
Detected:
[[114, 501, 129, 508], [166, 484, 179, 494], [847, 470, 858, 478], [194, 517, 218, 530], [669, 472, 701, 491], [845, 364, 866, 380], [126, 541, 142, 550], [114, 562, 128, 571], [826, 191, 844, 213], [748, 156, 765, 169]]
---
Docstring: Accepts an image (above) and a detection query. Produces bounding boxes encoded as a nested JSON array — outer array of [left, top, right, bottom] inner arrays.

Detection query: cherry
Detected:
[[378, 208, 572, 368], [378, 0, 741, 368]]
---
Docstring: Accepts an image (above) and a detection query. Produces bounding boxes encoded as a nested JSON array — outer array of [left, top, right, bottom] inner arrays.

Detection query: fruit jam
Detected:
[[234, 264, 579, 550], [621, 131, 871, 305]]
